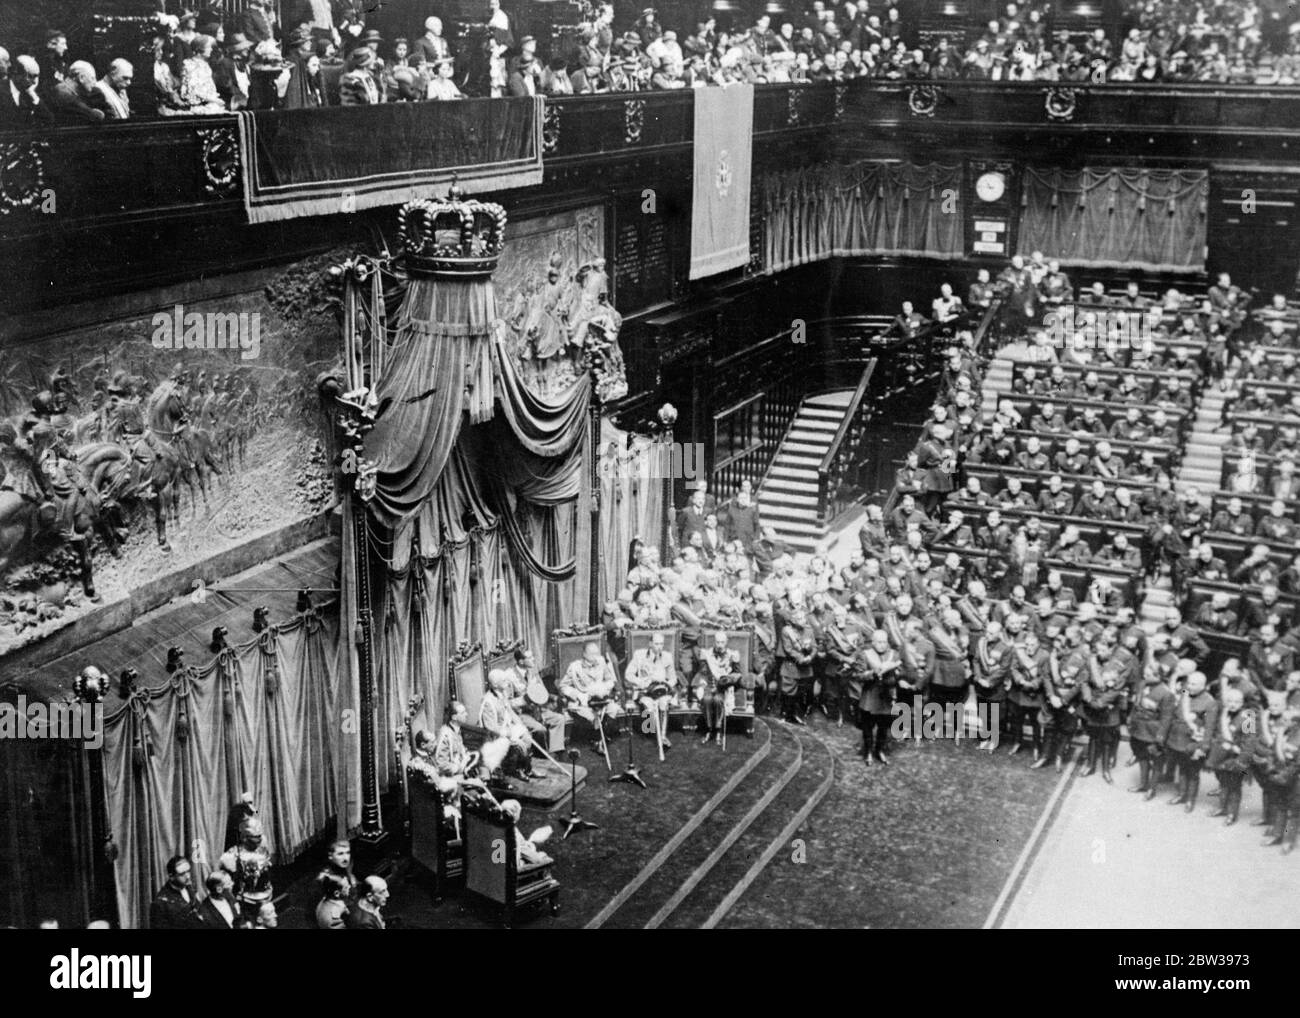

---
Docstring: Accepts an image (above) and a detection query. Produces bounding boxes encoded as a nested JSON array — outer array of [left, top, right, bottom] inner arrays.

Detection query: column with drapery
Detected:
[[1017, 167, 1208, 272]]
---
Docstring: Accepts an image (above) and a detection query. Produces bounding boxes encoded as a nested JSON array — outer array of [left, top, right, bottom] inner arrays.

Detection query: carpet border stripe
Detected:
[[643, 725, 804, 929], [700, 724, 837, 929], [584, 722, 774, 929]]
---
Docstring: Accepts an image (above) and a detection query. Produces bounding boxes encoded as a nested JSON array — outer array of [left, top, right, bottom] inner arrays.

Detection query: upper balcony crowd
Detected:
[[1, 0, 1298, 129]]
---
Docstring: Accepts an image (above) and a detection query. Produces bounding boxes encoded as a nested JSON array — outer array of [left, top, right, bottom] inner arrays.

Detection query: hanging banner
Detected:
[[689, 83, 753, 280], [236, 97, 543, 224]]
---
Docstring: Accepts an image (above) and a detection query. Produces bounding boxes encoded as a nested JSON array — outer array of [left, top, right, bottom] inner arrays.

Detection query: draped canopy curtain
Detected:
[[1018, 167, 1208, 272], [763, 161, 964, 273], [102, 610, 341, 929]]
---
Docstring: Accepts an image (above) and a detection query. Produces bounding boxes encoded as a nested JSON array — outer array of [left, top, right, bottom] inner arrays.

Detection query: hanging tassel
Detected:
[[175, 705, 191, 743]]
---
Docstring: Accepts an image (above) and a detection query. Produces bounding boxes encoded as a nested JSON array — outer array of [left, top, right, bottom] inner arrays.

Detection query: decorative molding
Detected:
[[624, 98, 645, 145], [1044, 86, 1079, 122], [0, 139, 48, 215], [907, 85, 941, 118], [196, 126, 239, 196], [834, 84, 847, 121], [542, 101, 561, 154]]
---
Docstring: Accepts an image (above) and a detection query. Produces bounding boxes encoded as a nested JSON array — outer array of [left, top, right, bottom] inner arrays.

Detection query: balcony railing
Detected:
[[3, 80, 1298, 239]]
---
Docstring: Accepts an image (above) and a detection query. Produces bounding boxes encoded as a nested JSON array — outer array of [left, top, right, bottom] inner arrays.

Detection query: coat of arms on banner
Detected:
[[715, 150, 733, 198]]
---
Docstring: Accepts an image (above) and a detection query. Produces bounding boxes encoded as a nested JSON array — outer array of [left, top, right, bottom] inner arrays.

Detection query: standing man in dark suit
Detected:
[[149, 855, 201, 930], [37, 29, 69, 96], [195, 870, 238, 929], [346, 876, 389, 928]]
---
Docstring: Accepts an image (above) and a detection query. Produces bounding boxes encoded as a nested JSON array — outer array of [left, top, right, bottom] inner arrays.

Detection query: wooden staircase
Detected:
[[760, 390, 855, 555], [1142, 376, 1232, 627]]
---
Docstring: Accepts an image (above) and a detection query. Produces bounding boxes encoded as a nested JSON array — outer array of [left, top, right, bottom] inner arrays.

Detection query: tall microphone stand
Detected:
[[561, 748, 599, 840], [610, 706, 647, 788]]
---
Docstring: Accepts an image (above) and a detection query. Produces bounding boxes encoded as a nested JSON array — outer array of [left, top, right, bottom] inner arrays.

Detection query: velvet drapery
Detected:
[[762, 161, 965, 272], [102, 611, 341, 930], [1017, 167, 1208, 272]]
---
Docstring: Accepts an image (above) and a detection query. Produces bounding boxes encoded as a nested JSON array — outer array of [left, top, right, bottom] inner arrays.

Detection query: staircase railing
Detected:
[[816, 359, 879, 527]]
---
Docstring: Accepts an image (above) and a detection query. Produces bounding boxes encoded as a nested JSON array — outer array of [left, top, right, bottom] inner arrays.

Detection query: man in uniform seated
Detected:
[[505, 647, 567, 753], [559, 641, 623, 744], [695, 630, 741, 744], [625, 631, 678, 748], [481, 669, 542, 781]]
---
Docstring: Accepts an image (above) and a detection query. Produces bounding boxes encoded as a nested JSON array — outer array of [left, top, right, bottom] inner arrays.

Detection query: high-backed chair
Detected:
[[462, 798, 561, 928]]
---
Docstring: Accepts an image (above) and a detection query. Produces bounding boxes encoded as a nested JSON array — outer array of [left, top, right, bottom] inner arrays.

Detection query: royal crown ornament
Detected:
[[398, 177, 507, 280]]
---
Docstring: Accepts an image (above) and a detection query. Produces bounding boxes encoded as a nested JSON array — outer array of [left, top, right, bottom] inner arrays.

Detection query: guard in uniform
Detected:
[[1207, 688, 1256, 825], [972, 620, 1011, 752], [1034, 635, 1086, 772], [1164, 670, 1218, 812], [1080, 648, 1126, 782], [858, 629, 901, 764], [1127, 668, 1175, 798], [218, 816, 274, 924], [1008, 629, 1048, 757]]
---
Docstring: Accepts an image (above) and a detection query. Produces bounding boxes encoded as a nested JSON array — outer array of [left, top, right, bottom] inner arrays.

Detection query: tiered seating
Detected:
[[1183, 289, 1300, 662]]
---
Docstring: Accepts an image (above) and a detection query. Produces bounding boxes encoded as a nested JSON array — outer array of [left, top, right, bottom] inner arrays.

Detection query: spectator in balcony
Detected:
[[213, 34, 253, 110], [507, 45, 538, 96], [540, 55, 573, 96], [489, 0, 514, 47], [179, 36, 226, 115], [386, 64, 422, 101], [340, 46, 380, 104], [426, 57, 464, 101], [49, 60, 105, 124], [237, 0, 276, 46], [38, 29, 69, 94], [417, 17, 451, 65], [357, 29, 386, 98], [293, 0, 342, 48], [170, 10, 200, 78], [636, 7, 663, 46], [92, 59, 133, 120], [570, 49, 606, 93], [280, 26, 322, 109], [0, 51, 53, 128]]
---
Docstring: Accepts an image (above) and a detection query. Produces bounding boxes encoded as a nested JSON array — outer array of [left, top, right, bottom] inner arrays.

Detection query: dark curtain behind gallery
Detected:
[[1017, 168, 1208, 272], [762, 161, 965, 273]]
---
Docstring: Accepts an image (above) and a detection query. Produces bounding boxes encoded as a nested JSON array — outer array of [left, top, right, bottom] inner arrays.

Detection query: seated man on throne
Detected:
[[481, 670, 542, 781], [625, 631, 678, 748], [559, 641, 623, 738]]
